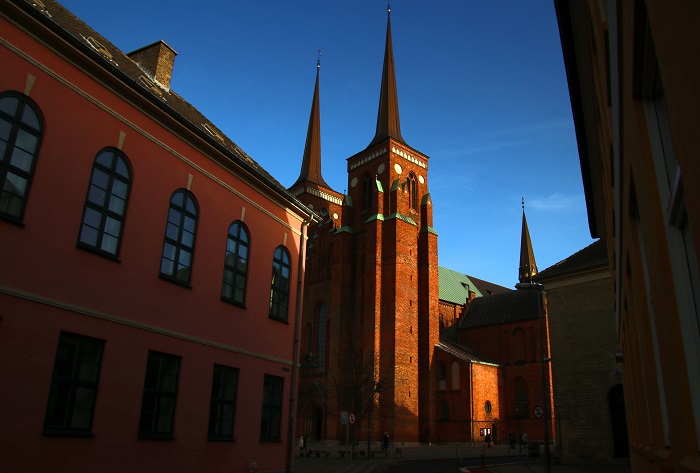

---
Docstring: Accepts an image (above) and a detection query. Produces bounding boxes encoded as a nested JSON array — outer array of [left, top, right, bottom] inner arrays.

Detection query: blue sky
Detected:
[[60, 0, 594, 289]]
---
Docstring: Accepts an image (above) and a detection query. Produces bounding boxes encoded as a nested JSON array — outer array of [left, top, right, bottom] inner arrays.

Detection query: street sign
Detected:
[[348, 413, 356, 424], [533, 405, 544, 418]]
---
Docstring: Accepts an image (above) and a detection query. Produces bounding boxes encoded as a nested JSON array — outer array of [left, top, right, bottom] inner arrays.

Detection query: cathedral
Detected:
[[292, 7, 554, 447]]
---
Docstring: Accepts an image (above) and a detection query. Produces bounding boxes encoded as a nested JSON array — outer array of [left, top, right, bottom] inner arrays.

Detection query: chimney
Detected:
[[127, 40, 178, 89]]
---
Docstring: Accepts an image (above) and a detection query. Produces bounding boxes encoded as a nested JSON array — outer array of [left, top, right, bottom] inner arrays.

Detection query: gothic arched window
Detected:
[[407, 172, 418, 211], [316, 302, 326, 373], [451, 361, 460, 390], [512, 327, 526, 363], [361, 173, 372, 210]]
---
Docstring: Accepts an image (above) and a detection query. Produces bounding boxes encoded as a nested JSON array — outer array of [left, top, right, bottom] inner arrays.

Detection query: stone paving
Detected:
[[291, 442, 632, 473]]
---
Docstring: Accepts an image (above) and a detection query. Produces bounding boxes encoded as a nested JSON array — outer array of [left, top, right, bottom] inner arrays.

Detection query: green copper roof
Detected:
[[438, 266, 483, 304], [385, 213, 417, 225]]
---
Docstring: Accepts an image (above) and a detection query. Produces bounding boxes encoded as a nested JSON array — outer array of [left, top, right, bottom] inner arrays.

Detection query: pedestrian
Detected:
[[521, 432, 528, 448], [298, 435, 305, 456], [485, 432, 491, 447], [509, 432, 515, 449], [382, 432, 389, 452]]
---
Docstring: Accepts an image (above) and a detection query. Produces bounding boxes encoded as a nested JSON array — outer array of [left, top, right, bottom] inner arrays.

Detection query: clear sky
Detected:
[[59, 0, 595, 289]]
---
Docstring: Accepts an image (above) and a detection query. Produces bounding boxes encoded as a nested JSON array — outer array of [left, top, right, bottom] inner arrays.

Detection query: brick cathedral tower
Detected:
[[293, 6, 439, 445]]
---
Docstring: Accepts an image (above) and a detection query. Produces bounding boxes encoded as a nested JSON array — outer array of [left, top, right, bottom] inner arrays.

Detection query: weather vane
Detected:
[[317, 49, 321, 68], [522, 196, 525, 210]]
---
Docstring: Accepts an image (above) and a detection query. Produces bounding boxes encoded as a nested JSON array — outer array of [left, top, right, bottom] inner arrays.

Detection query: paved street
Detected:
[[292, 443, 631, 473]]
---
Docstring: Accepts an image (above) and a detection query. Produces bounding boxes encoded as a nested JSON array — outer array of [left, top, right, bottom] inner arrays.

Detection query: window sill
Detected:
[[138, 433, 175, 440], [43, 430, 94, 438]]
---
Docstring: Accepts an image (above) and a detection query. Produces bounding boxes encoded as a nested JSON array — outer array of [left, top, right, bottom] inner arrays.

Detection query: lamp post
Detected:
[[367, 381, 384, 460]]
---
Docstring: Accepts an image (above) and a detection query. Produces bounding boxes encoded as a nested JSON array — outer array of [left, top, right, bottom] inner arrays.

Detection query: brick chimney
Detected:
[[127, 40, 177, 89]]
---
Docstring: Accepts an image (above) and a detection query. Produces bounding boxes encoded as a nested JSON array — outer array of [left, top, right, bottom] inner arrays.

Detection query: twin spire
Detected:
[[292, 5, 404, 190], [518, 198, 538, 284], [290, 54, 328, 189], [368, 3, 406, 148]]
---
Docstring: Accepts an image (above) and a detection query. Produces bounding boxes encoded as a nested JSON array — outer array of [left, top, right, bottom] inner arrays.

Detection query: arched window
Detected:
[[440, 400, 450, 421], [316, 302, 326, 373], [0, 91, 43, 222], [512, 327, 526, 363], [451, 361, 460, 390], [502, 330, 510, 363], [221, 220, 250, 306], [513, 376, 529, 419], [303, 323, 313, 357], [361, 173, 372, 210], [407, 172, 418, 211], [78, 147, 132, 257], [160, 189, 198, 285], [438, 361, 447, 391], [269, 246, 291, 322]]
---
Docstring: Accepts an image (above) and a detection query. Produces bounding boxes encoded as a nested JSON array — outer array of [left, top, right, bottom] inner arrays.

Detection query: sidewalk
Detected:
[[292, 443, 632, 473], [293, 443, 528, 473]]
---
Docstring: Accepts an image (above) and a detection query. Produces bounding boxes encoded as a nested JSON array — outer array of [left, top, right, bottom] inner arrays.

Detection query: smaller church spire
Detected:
[[518, 198, 538, 284], [290, 54, 330, 189], [367, 3, 406, 148]]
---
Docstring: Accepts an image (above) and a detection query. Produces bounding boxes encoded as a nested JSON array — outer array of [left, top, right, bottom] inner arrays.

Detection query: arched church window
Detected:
[[361, 173, 372, 211], [513, 376, 529, 419], [451, 361, 460, 390], [316, 302, 326, 373], [440, 400, 450, 421], [512, 327, 526, 363], [303, 323, 313, 357], [407, 172, 418, 211], [438, 361, 447, 391]]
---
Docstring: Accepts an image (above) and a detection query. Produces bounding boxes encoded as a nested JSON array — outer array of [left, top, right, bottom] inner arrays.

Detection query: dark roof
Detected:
[[535, 239, 608, 281], [435, 339, 498, 365], [459, 288, 541, 329], [465, 275, 511, 295], [17, 0, 307, 215]]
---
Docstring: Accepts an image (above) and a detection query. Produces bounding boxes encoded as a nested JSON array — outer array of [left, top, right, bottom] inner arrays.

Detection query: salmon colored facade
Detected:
[[0, 1, 311, 472]]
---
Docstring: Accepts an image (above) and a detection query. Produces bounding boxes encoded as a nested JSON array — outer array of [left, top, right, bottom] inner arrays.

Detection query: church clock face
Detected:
[[419, 175, 425, 184], [377, 163, 385, 174], [394, 163, 402, 174], [351, 177, 358, 188]]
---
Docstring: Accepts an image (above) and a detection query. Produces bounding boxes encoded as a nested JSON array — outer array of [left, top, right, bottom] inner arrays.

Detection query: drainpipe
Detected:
[[286, 218, 311, 473], [470, 362, 474, 445]]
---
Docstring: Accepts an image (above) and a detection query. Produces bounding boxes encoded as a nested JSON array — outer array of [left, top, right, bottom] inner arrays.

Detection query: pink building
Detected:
[[0, 1, 311, 472]]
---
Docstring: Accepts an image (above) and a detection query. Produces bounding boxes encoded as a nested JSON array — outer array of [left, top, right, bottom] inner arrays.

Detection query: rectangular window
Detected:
[[44, 332, 104, 435], [138, 351, 181, 439], [208, 364, 239, 440], [260, 374, 284, 441]]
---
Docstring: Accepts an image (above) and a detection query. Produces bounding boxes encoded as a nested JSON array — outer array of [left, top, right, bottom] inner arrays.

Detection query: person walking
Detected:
[[382, 432, 389, 452], [298, 435, 305, 456]]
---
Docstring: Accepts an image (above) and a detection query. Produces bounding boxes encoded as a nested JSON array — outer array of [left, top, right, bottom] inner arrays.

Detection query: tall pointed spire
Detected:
[[519, 198, 538, 284], [291, 55, 329, 189], [367, 4, 406, 148]]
